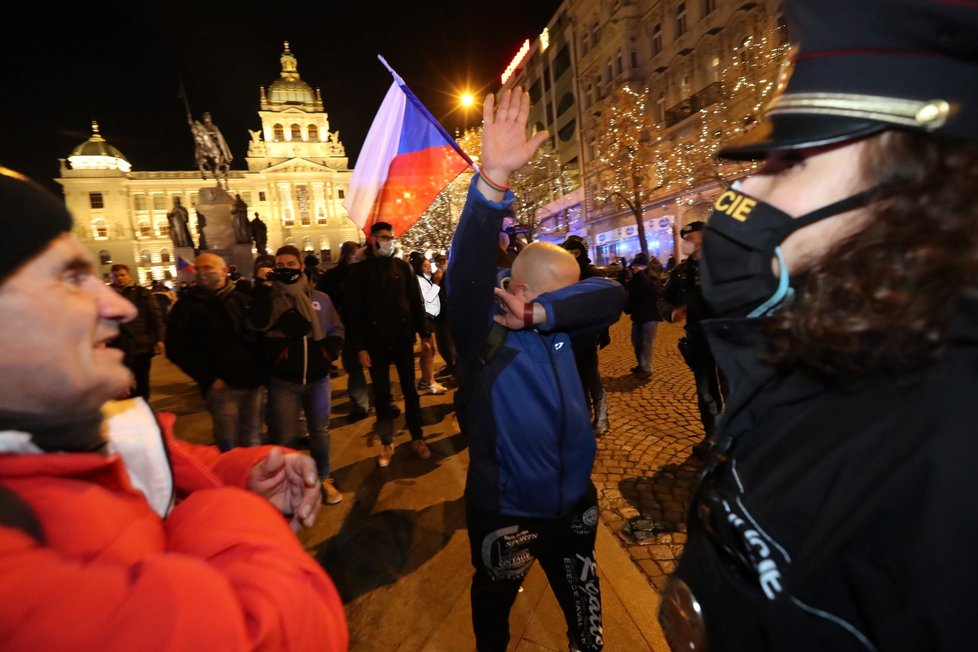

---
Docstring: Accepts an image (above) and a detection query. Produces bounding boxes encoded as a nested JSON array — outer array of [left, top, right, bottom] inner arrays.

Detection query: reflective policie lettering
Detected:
[[713, 191, 757, 222], [723, 502, 784, 600]]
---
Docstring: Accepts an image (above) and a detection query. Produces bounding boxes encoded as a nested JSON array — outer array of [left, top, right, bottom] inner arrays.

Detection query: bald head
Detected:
[[195, 253, 228, 289], [510, 242, 580, 301]]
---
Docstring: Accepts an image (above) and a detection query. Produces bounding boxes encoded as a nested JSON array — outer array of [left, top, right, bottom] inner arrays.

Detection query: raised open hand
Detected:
[[480, 89, 550, 185]]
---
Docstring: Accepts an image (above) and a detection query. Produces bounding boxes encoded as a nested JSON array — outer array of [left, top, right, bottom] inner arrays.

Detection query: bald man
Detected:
[[166, 253, 265, 451], [448, 89, 625, 652]]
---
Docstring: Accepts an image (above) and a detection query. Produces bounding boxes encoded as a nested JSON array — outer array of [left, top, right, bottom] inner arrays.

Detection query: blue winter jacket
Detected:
[[448, 178, 625, 518]]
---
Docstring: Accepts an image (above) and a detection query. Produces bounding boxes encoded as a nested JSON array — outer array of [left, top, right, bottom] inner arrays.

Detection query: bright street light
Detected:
[[459, 92, 475, 108]]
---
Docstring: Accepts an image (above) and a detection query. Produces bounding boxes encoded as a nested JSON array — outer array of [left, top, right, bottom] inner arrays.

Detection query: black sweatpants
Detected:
[[467, 484, 603, 652]]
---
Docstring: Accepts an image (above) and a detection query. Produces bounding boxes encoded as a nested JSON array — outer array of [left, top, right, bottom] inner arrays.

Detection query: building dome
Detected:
[[68, 121, 131, 172], [264, 41, 322, 110]]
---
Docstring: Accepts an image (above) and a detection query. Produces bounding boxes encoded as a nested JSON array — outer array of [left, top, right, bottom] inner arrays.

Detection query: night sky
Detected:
[[0, 0, 562, 192]]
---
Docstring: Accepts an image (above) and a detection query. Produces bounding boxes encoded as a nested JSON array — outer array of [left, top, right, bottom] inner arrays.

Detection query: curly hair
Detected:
[[766, 130, 978, 379]]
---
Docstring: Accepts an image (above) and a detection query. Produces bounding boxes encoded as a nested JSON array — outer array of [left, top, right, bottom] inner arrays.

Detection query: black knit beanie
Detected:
[[0, 168, 73, 285]]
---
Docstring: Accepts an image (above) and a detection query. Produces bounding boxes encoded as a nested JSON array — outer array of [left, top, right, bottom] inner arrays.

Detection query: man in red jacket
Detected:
[[0, 168, 348, 651]]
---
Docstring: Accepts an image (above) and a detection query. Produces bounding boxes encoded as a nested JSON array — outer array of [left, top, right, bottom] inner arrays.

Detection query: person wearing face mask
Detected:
[[250, 246, 345, 505], [659, 1, 978, 649], [166, 253, 265, 451], [659, 221, 726, 454], [317, 241, 371, 422], [345, 223, 432, 467]]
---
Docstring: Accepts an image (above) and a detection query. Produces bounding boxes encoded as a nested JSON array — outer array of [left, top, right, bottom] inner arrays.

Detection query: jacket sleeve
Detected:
[[344, 266, 367, 352], [165, 300, 215, 389], [446, 176, 515, 363], [0, 489, 348, 652], [143, 287, 167, 343], [248, 283, 278, 333], [535, 277, 625, 340], [658, 263, 684, 322], [318, 293, 345, 360]]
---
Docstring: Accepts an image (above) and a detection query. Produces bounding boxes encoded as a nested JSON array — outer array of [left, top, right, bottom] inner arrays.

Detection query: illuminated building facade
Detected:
[[499, 0, 785, 265], [57, 42, 360, 285]]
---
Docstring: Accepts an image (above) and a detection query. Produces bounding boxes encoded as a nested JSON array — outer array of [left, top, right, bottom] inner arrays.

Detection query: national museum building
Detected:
[[57, 42, 360, 284]]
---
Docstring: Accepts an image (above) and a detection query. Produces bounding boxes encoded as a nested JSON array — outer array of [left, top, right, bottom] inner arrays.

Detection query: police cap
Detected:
[[680, 221, 705, 240], [720, 0, 978, 160]]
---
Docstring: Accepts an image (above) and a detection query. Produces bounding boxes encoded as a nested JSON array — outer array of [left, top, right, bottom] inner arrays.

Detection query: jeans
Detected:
[[341, 343, 370, 414], [204, 383, 263, 452], [631, 321, 659, 373], [366, 341, 423, 445], [434, 318, 456, 372], [267, 376, 332, 479], [467, 485, 603, 652]]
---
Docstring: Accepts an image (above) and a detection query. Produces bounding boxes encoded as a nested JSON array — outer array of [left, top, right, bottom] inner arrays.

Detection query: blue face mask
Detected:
[[700, 181, 877, 318]]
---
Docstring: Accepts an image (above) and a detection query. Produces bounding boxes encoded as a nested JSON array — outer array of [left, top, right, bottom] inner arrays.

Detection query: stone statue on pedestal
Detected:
[[231, 194, 252, 245], [251, 212, 268, 254], [167, 197, 194, 249]]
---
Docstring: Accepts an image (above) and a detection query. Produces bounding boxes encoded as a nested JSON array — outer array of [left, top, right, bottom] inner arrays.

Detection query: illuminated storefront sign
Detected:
[[501, 39, 531, 84]]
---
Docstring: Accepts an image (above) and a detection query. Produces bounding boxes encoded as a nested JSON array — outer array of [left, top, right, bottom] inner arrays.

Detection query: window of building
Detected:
[[553, 45, 571, 78], [529, 79, 543, 104], [581, 31, 589, 54], [605, 59, 613, 83], [160, 249, 171, 263], [137, 220, 152, 238], [631, 50, 639, 68], [152, 194, 166, 211], [258, 191, 266, 202], [93, 219, 108, 239], [164, 270, 173, 280], [156, 220, 169, 237], [134, 195, 147, 211], [89, 192, 104, 209], [337, 189, 345, 199], [308, 124, 319, 141], [703, 0, 716, 15], [546, 103, 555, 126], [676, 3, 688, 38], [283, 210, 294, 227], [585, 83, 593, 108], [557, 92, 575, 117], [652, 23, 663, 55], [615, 48, 623, 76], [291, 124, 302, 141], [241, 191, 252, 205], [300, 211, 312, 226], [273, 124, 284, 141], [711, 55, 721, 81], [99, 250, 112, 265], [317, 208, 327, 225], [302, 237, 314, 252], [319, 236, 330, 252], [139, 249, 151, 265], [558, 119, 577, 143], [681, 75, 690, 98], [656, 93, 666, 123]]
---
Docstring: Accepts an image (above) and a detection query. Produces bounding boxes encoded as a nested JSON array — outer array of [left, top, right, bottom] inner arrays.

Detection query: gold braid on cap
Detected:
[[768, 93, 954, 129]]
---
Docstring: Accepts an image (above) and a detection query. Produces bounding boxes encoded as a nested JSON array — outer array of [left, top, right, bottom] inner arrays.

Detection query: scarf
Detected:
[[272, 274, 325, 341]]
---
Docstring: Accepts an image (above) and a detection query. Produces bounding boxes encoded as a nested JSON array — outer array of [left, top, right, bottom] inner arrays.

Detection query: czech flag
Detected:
[[344, 56, 474, 237], [176, 253, 196, 275]]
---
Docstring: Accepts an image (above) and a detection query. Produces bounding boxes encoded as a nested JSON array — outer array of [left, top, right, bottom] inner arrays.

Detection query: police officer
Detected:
[[661, 0, 978, 648], [659, 221, 725, 453]]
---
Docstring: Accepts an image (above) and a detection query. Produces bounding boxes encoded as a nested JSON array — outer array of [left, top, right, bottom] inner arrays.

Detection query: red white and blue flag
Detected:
[[176, 253, 196, 275], [344, 56, 474, 236]]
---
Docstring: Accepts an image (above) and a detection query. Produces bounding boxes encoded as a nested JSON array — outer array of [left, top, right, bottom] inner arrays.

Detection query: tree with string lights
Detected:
[[592, 84, 664, 256], [509, 141, 575, 242]]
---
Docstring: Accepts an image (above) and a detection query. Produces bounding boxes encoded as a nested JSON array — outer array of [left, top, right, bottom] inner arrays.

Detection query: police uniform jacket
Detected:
[[669, 300, 978, 650]]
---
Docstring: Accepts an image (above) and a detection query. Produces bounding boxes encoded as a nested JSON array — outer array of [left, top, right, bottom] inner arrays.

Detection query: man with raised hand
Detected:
[[448, 90, 624, 652], [0, 170, 347, 651]]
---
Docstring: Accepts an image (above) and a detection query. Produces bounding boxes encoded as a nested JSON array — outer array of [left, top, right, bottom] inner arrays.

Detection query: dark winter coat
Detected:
[[111, 284, 166, 355], [345, 254, 428, 351]]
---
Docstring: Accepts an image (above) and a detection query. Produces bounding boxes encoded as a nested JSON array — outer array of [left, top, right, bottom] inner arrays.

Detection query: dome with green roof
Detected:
[[68, 122, 131, 171]]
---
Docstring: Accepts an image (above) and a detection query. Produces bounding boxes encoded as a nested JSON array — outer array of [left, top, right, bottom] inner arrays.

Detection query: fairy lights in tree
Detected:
[[509, 140, 575, 241]]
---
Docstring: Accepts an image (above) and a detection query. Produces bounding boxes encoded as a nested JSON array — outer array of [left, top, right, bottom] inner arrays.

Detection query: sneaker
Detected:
[[633, 368, 652, 379], [322, 478, 343, 505], [378, 444, 394, 467], [410, 438, 432, 460], [630, 365, 642, 373], [427, 381, 447, 395]]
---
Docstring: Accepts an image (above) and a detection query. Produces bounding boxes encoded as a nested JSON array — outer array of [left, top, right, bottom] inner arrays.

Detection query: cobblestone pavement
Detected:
[[593, 318, 705, 593]]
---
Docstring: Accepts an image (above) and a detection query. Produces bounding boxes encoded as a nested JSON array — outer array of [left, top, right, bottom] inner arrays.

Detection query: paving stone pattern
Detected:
[[593, 318, 705, 592]]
